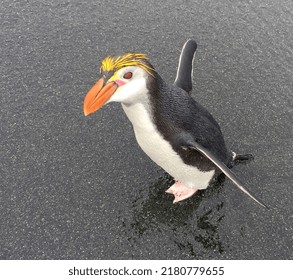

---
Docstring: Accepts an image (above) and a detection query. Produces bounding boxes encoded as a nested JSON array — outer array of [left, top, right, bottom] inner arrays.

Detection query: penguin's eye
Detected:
[[123, 72, 133, 79]]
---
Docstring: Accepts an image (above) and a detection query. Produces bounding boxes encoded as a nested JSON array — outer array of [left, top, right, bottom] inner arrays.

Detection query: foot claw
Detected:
[[166, 181, 198, 203]]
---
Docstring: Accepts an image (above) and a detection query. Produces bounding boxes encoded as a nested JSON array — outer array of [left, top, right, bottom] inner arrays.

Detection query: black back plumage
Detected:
[[147, 72, 231, 172], [142, 39, 229, 172], [145, 39, 230, 172]]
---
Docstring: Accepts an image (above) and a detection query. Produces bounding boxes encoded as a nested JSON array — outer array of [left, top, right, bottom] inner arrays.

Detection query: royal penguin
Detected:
[[83, 39, 266, 207]]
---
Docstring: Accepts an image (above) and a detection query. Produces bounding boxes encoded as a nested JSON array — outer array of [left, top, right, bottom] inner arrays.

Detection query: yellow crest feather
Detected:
[[101, 53, 154, 76]]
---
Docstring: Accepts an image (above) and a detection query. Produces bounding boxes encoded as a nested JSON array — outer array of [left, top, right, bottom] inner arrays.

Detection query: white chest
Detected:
[[121, 103, 215, 189]]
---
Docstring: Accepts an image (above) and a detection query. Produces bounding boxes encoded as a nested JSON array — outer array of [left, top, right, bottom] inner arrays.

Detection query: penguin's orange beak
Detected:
[[83, 78, 118, 116]]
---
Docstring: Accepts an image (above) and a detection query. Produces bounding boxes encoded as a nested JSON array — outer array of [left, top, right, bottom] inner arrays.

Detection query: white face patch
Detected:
[[108, 66, 149, 105]]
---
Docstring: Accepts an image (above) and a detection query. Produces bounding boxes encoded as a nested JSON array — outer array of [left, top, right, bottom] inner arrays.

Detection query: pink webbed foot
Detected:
[[166, 181, 198, 203]]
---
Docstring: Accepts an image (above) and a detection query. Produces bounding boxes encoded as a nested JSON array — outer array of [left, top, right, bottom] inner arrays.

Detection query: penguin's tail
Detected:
[[232, 152, 254, 162], [174, 39, 197, 94]]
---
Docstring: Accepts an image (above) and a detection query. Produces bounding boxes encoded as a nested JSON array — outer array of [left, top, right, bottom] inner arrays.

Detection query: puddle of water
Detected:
[[121, 172, 229, 258]]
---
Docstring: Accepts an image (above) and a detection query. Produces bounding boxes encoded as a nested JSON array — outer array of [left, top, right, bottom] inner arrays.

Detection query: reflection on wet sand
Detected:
[[123, 173, 227, 258]]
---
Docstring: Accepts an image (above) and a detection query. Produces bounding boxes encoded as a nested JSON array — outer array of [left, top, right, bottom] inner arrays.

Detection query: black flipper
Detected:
[[173, 133, 268, 208], [174, 39, 197, 94]]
